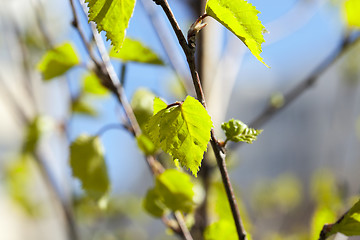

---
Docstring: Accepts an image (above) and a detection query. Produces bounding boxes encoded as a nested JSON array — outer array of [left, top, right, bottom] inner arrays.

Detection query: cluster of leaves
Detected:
[[28, 0, 360, 239]]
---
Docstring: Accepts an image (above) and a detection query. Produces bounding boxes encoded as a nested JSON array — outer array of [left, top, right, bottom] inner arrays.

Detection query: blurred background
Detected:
[[0, 0, 360, 239]]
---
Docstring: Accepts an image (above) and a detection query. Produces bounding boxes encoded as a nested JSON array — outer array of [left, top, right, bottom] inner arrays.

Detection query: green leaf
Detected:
[[147, 96, 212, 176], [143, 188, 166, 218], [204, 220, 237, 240], [143, 170, 194, 217], [326, 199, 360, 237], [83, 73, 109, 96], [136, 134, 156, 156], [344, 0, 360, 28], [155, 169, 194, 212], [311, 206, 337, 240], [85, 0, 136, 50], [5, 154, 40, 216], [110, 38, 164, 65], [72, 98, 98, 116], [221, 119, 262, 144], [70, 134, 110, 202], [205, 0, 268, 67], [37, 42, 79, 80], [153, 97, 168, 115], [22, 116, 42, 153], [131, 88, 156, 129]]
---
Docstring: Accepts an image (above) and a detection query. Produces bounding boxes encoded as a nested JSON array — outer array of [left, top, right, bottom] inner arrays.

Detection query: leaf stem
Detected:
[[154, 0, 247, 239]]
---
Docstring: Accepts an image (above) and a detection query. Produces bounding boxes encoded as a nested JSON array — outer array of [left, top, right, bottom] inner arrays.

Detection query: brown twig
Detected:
[[70, 1, 193, 239], [153, 0, 247, 239]]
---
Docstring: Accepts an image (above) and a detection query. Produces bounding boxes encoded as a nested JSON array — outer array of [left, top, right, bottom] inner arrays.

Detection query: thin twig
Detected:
[[69, 0, 100, 65], [154, 0, 206, 105], [154, 0, 247, 239], [175, 211, 194, 240], [140, 0, 192, 94], [249, 33, 360, 130], [34, 152, 79, 240], [95, 123, 128, 136], [71, 2, 191, 239], [89, 21, 142, 137]]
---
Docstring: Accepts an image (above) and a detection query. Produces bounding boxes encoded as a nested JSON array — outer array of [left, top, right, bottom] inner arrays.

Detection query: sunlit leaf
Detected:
[[72, 98, 98, 116], [131, 88, 156, 129], [85, 0, 136, 50], [136, 134, 156, 156], [22, 116, 42, 153], [147, 96, 212, 176], [110, 38, 164, 65], [310, 206, 337, 240], [155, 169, 195, 212], [143, 188, 166, 218], [221, 119, 262, 144], [37, 42, 79, 80], [143, 170, 194, 217], [208, 182, 252, 235], [83, 73, 109, 96], [204, 220, 237, 240], [205, 0, 268, 67], [70, 134, 110, 202], [5, 155, 40, 216], [153, 97, 168, 115], [344, 0, 360, 28], [325, 199, 360, 237]]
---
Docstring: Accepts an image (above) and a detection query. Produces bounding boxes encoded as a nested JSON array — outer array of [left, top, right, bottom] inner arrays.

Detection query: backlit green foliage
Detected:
[[83, 73, 109, 96], [131, 88, 156, 129], [325, 199, 360, 237], [143, 169, 195, 217], [37, 42, 79, 80], [85, 0, 136, 50], [204, 220, 237, 240], [147, 96, 212, 176], [205, 0, 268, 67], [70, 134, 110, 203], [110, 38, 164, 65], [221, 119, 262, 144], [344, 0, 360, 28], [22, 116, 42, 153], [71, 98, 98, 116]]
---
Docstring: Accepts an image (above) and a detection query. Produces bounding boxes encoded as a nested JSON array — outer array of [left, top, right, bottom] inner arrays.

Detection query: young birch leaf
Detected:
[[147, 96, 212, 176], [143, 188, 166, 217], [22, 116, 42, 153], [205, 0, 268, 67], [344, 0, 360, 28], [83, 73, 109, 96], [155, 169, 194, 212], [70, 134, 110, 202], [136, 134, 156, 156], [153, 97, 168, 115], [85, 0, 136, 50], [131, 88, 156, 129], [37, 42, 79, 80], [204, 220, 237, 240], [72, 98, 98, 116], [110, 38, 164, 65], [221, 119, 262, 144], [323, 199, 360, 238]]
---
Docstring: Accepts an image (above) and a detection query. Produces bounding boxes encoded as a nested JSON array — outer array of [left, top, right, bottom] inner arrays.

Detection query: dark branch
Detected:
[[154, 0, 247, 239]]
